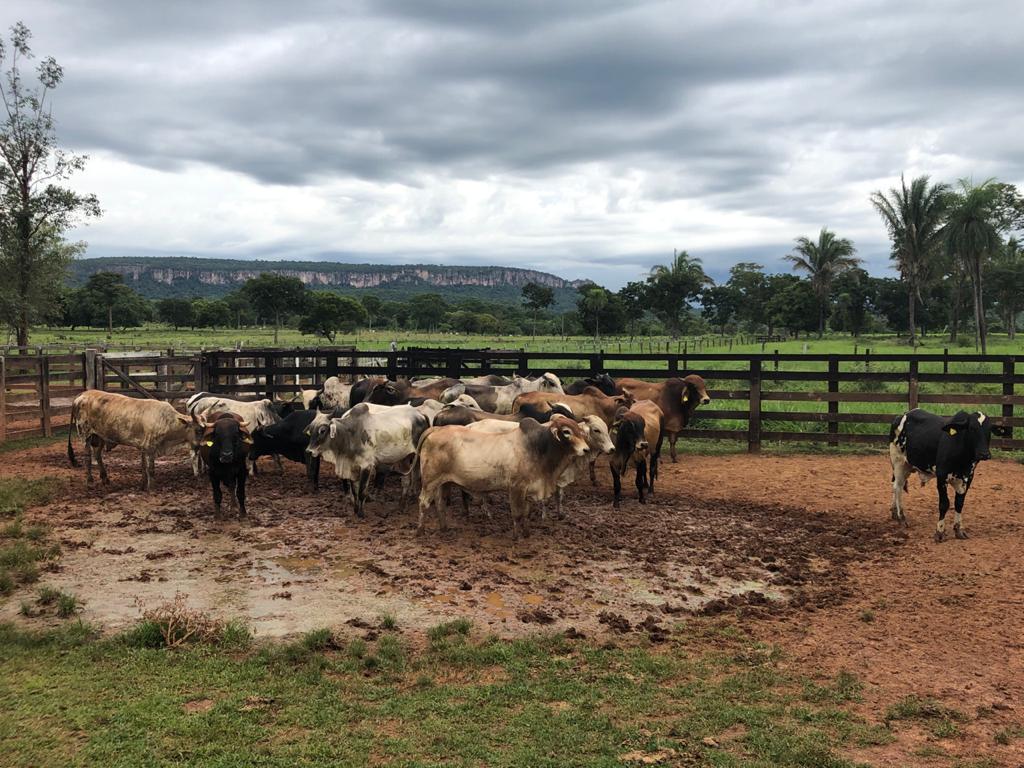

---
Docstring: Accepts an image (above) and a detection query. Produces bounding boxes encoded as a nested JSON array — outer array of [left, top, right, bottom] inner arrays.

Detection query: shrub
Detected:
[[56, 592, 79, 618]]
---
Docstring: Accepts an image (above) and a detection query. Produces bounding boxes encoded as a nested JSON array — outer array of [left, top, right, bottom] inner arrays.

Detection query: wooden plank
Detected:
[[101, 360, 158, 399], [0, 356, 6, 442], [761, 391, 908, 403], [677, 428, 748, 440], [759, 431, 889, 444], [761, 410, 897, 424], [827, 356, 839, 448], [1004, 358, 1015, 440], [917, 393, 1024, 405]]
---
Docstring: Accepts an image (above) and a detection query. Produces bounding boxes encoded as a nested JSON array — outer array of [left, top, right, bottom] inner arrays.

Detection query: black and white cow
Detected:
[[888, 408, 1010, 541], [250, 409, 327, 490]]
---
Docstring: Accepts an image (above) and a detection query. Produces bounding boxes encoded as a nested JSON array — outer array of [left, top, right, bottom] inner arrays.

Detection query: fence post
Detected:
[[908, 358, 919, 410], [667, 354, 678, 376], [39, 355, 52, 437], [0, 356, 6, 442], [943, 348, 949, 375], [517, 351, 529, 377], [265, 354, 275, 400], [388, 350, 399, 381], [1003, 357, 1015, 439], [827, 356, 839, 448], [748, 357, 761, 454], [85, 350, 97, 390], [589, 351, 603, 376]]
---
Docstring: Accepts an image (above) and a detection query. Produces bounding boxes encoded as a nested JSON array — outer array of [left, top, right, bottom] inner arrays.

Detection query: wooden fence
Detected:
[[3, 347, 1023, 451]]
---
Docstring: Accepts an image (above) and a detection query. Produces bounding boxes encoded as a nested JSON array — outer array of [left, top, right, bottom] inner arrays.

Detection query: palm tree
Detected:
[[945, 178, 1001, 353], [646, 250, 712, 337], [870, 175, 949, 346], [581, 287, 608, 342], [783, 228, 860, 337]]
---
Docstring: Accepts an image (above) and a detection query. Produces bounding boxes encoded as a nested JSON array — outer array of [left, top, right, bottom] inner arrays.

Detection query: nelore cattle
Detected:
[[186, 392, 291, 428], [306, 403, 429, 518], [615, 375, 710, 462], [888, 408, 1010, 541], [432, 402, 573, 428], [609, 400, 664, 507], [367, 378, 464, 406], [250, 409, 326, 490], [513, 386, 632, 426], [307, 377, 354, 411], [416, 414, 590, 539], [67, 390, 198, 490], [461, 373, 564, 413], [565, 373, 618, 396], [198, 413, 251, 516]]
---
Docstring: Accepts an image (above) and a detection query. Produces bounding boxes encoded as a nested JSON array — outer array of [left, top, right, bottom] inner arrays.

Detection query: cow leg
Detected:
[[210, 472, 223, 516], [461, 490, 471, 517], [669, 432, 678, 463], [589, 457, 598, 486], [610, 464, 622, 508], [236, 469, 247, 517], [953, 492, 968, 539], [190, 446, 201, 477], [435, 483, 449, 532], [649, 452, 658, 495], [148, 452, 156, 489], [509, 489, 530, 540], [93, 441, 109, 485], [84, 436, 95, 484], [635, 459, 647, 504], [354, 468, 372, 518], [416, 484, 434, 534], [273, 454, 284, 474], [888, 444, 911, 525], [935, 477, 950, 542], [306, 455, 320, 492]]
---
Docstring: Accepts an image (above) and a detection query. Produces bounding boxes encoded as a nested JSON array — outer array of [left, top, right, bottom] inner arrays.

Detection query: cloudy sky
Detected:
[[6, 0, 1023, 287]]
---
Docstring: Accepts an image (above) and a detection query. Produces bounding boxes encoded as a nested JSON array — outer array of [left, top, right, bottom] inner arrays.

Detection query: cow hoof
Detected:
[[954, 527, 968, 540], [934, 530, 945, 543]]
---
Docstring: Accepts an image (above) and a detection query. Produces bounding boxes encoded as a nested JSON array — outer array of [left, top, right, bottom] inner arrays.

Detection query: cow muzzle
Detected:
[[700, 396, 711, 405]]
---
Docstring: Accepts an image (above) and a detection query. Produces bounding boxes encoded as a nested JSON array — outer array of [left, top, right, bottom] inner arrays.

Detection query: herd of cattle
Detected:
[[64, 368, 1009, 542]]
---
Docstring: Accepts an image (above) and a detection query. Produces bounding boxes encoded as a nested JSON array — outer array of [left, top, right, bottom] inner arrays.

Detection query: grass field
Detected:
[[0, 615, 888, 767], [20, 324, 1024, 357]]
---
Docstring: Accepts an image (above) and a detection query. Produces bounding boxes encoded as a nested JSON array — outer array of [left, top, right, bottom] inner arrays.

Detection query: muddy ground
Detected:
[[4, 441, 1024, 766]]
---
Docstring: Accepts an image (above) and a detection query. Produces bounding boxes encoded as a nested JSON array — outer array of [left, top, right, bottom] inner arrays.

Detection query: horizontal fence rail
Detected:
[[3, 347, 1023, 452]]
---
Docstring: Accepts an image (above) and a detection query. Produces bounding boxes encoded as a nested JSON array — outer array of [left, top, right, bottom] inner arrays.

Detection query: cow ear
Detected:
[[942, 413, 970, 436], [329, 421, 338, 439]]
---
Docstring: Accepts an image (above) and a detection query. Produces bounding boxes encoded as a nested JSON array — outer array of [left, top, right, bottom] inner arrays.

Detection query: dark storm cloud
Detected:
[[5, 0, 1024, 285]]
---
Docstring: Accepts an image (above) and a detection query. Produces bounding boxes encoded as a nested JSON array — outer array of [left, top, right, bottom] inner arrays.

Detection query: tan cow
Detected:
[[614, 375, 710, 462], [67, 390, 198, 490], [416, 415, 589, 539], [512, 386, 632, 426]]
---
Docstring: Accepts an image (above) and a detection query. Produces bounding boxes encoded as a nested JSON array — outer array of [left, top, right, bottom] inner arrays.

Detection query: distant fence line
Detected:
[[2, 347, 1021, 452]]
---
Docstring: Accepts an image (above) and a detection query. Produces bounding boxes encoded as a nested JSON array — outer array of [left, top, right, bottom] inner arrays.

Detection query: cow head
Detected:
[[548, 414, 590, 457], [204, 413, 251, 465], [586, 373, 618, 396], [368, 379, 406, 405], [611, 411, 648, 460], [942, 411, 1011, 462], [581, 414, 614, 455], [271, 400, 297, 420], [682, 374, 711, 407], [538, 372, 564, 393]]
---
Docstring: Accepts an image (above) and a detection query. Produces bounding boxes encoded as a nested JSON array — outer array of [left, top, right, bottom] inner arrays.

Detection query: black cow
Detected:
[[565, 373, 618, 396], [889, 408, 1010, 541], [250, 409, 326, 490], [200, 413, 250, 516]]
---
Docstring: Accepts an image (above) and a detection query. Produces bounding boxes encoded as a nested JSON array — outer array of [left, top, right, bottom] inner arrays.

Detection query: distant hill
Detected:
[[68, 257, 585, 310]]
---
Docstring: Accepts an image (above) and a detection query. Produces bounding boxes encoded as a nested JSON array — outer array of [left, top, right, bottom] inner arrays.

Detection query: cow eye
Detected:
[[560, 428, 572, 438]]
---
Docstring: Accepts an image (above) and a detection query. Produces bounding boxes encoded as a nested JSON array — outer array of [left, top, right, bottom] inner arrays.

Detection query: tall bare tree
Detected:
[[783, 228, 860, 337], [0, 22, 100, 346], [870, 175, 948, 346]]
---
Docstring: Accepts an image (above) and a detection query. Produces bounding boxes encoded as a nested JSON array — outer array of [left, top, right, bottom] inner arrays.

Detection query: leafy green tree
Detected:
[[0, 23, 100, 346], [156, 297, 194, 330], [575, 283, 625, 340], [521, 281, 555, 337], [406, 293, 448, 331], [360, 294, 383, 330], [829, 268, 873, 336], [766, 277, 817, 337], [242, 273, 307, 343], [193, 299, 232, 330], [80, 272, 129, 333], [299, 292, 368, 342], [987, 237, 1024, 340], [945, 178, 1003, 352], [870, 175, 949, 346], [222, 290, 256, 328], [645, 250, 712, 337], [783, 228, 860, 338], [700, 285, 741, 332], [109, 289, 151, 329], [726, 263, 770, 328], [617, 280, 648, 339]]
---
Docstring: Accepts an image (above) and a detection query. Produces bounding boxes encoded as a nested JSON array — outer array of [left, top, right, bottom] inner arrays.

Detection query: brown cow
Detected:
[[416, 414, 590, 539], [67, 390, 199, 490], [614, 375, 710, 462], [512, 386, 632, 426], [609, 400, 664, 507]]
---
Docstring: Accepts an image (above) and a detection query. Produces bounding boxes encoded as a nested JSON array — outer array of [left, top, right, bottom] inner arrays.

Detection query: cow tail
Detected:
[[67, 399, 80, 467]]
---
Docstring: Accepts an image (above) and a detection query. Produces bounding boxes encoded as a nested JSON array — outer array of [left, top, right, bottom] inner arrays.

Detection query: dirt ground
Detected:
[[3, 440, 1024, 766]]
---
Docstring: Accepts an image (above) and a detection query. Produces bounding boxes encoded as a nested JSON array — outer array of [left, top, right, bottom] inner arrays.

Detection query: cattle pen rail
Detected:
[[2, 347, 1023, 452]]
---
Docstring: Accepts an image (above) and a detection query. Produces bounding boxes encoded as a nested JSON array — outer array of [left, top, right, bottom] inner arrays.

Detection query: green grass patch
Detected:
[[0, 617, 889, 767], [0, 477, 59, 517]]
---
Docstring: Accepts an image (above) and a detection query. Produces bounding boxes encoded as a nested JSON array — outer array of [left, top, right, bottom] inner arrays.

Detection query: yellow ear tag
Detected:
[[948, 428, 957, 436], [205, 440, 214, 446], [243, 437, 254, 444], [682, 393, 690, 403]]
